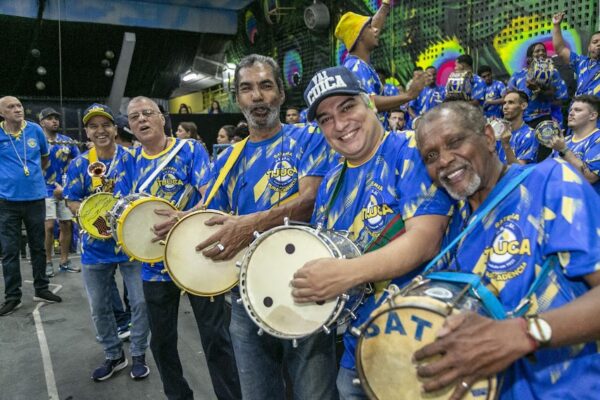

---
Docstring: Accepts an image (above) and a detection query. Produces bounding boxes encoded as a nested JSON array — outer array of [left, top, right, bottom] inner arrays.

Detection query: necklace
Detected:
[[1, 121, 29, 176]]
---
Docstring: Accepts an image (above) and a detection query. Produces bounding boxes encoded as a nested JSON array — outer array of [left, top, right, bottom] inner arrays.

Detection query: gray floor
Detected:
[[0, 254, 218, 400]]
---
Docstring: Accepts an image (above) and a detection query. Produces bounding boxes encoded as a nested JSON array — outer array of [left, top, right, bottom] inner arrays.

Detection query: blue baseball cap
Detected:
[[304, 66, 365, 122], [82, 103, 115, 125]]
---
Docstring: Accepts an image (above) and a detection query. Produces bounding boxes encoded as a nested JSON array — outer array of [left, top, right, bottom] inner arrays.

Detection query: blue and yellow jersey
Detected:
[[508, 68, 568, 122], [114, 138, 211, 281], [0, 121, 49, 201], [409, 86, 444, 117], [64, 145, 131, 265], [570, 51, 600, 96], [483, 80, 507, 118], [206, 124, 330, 215], [342, 55, 382, 96], [471, 74, 487, 104], [312, 131, 453, 370], [443, 159, 600, 399], [43, 133, 80, 196], [498, 124, 539, 164], [553, 128, 600, 195]]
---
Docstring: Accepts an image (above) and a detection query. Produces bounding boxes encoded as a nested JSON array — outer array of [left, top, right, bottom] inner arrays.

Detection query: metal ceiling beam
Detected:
[[107, 32, 136, 113]]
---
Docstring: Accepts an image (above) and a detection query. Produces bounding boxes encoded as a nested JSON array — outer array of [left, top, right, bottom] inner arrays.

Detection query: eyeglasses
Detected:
[[128, 109, 160, 121]]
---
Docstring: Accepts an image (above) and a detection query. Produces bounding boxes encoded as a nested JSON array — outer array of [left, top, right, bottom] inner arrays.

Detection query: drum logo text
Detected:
[[365, 311, 433, 342]]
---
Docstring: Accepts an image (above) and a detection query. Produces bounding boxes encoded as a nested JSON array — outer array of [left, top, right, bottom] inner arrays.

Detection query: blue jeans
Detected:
[[143, 280, 241, 400], [0, 199, 48, 301], [337, 367, 367, 400], [111, 275, 131, 329], [82, 261, 149, 359], [229, 292, 338, 400]]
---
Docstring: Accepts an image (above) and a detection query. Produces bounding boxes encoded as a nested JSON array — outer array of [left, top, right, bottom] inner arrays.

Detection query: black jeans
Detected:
[[0, 199, 48, 301], [143, 280, 241, 400]]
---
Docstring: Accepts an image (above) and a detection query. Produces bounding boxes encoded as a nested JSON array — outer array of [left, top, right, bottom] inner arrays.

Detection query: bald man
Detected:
[[0, 96, 62, 316]]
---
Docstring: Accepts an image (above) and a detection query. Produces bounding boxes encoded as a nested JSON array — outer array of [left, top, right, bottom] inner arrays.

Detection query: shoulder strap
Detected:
[[88, 147, 102, 189], [202, 137, 249, 208], [138, 139, 188, 193]]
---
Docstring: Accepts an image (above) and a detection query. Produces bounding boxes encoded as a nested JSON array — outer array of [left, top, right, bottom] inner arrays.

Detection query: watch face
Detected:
[[528, 317, 552, 344]]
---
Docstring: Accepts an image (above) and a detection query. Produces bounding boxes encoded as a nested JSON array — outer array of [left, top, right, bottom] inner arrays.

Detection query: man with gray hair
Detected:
[[412, 101, 600, 399], [154, 54, 335, 399]]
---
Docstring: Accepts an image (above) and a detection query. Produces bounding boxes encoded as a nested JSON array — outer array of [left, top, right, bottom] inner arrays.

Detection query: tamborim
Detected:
[[108, 193, 176, 263], [240, 223, 364, 340], [487, 117, 510, 140], [163, 210, 242, 296], [527, 58, 554, 87], [355, 277, 497, 400], [534, 120, 561, 147], [78, 192, 118, 240], [445, 71, 473, 101]]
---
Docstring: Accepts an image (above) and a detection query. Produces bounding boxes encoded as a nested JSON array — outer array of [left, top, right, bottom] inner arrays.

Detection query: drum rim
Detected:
[[238, 224, 350, 339], [355, 295, 497, 400], [163, 209, 241, 297], [115, 196, 177, 263], [78, 192, 117, 240]]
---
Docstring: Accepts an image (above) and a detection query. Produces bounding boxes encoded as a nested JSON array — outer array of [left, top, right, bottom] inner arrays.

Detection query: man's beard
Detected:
[[241, 103, 280, 130], [441, 172, 482, 201]]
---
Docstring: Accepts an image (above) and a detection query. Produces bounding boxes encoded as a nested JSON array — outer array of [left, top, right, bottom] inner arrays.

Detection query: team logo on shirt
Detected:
[[27, 138, 37, 148], [156, 167, 183, 192], [361, 188, 394, 233], [266, 153, 298, 192], [483, 214, 531, 281]]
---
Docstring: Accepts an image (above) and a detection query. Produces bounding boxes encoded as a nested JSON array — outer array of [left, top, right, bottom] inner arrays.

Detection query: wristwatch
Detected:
[[526, 315, 552, 347], [558, 147, 570, 157]]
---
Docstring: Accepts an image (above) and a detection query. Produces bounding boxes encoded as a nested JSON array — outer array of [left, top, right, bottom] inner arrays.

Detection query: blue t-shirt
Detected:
[[312, 131, 453, 370], [343, 55, 382, 96], [44, 133, 80, 197], [409, 86, 444, 117], [471, 74, 487, 104], [64, 146, 131, 265], [552, 128, 600, 195], [497, 123, 539, 164], [508, 68, 568, 122], [442, 159, 600, 399], [0, 121, 49, 201], [570, 51, 600, 96], [114, 138, 211, 281], [483, 80, 507, 118], [206, 124, 330, 214]]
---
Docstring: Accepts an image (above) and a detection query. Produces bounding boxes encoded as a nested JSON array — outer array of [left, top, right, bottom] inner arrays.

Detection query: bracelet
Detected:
[[518, 317, 539, 353]]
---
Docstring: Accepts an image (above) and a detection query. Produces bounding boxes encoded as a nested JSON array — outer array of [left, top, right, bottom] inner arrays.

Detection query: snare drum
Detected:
[[163, 210, 242, 296], [108, 193, 177, 263], [355, 277, 497, 400], [239, 223, 364, 340], [78, 192, 117, 240]]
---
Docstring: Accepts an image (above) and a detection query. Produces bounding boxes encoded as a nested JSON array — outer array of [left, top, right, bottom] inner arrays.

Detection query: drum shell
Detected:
[[355, 279, 497, 400], [163, 210, 241, 296], [239, 225, 363, 340]]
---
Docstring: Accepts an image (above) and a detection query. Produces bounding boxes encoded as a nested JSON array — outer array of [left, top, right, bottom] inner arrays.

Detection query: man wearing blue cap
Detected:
[[0, 96, 62, 316], [335, 1, 425, 112], [292, 67, 453, 399], [64, 103, 150, 382]]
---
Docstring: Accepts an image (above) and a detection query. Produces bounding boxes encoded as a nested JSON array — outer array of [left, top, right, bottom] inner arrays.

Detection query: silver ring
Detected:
[[460, 381, 469, 389], [216, 243, 225, 252]]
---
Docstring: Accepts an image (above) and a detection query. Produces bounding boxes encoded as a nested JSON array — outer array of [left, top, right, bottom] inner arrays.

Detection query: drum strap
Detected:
[[202, 137, 249, 208], [138, 139, 188, 193], [88, 147, 103, 190]]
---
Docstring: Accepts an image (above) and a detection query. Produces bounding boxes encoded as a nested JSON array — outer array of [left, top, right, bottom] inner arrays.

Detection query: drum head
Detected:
[[78, 193, 117, 240], [117, 198, 175, 263], [356, 297, 496, 400], [242, 227, 338, 338], [164, 211, 240, 296]]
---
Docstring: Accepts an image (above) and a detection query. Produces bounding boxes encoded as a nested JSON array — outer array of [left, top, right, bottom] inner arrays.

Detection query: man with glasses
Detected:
[[114, 97, 241, 400]]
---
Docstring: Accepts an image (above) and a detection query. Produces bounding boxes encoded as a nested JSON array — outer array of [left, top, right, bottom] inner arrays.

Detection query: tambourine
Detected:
[[534, 120, 561, 147], [487, 117, 510, 140]]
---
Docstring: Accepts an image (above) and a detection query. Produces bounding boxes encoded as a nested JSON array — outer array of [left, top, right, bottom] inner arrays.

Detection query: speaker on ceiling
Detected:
[[304, 2, 330, 31]]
